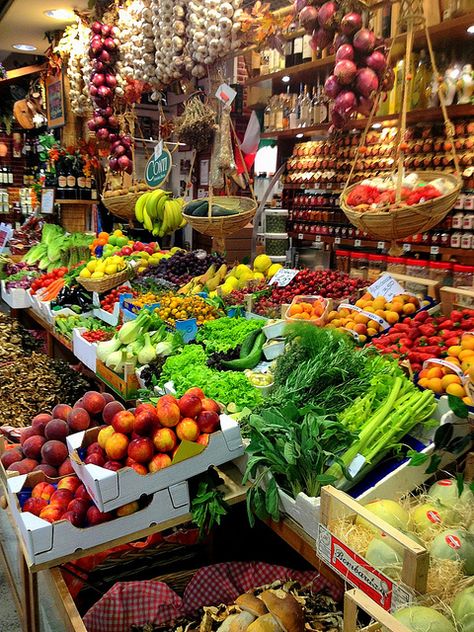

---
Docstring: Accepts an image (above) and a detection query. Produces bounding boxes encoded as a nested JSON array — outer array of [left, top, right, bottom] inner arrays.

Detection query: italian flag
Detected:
[[235, 110, 275, 175]]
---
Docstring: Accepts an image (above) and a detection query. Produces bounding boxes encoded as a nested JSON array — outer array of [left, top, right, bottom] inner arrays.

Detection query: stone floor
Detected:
[[0, 568, 21, 631]]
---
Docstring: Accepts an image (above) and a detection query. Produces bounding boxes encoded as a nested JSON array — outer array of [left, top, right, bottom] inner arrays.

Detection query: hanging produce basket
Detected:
[[77, 267, 130, 293], [183, 196, 257, 237], [340, 0, 462, 247], [102, 184, 153, 222]]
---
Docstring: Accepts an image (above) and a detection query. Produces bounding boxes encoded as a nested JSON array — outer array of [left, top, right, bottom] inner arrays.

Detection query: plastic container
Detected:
[[265, 234, 289, 257], [335, 250, 350, 274], [285, 295, 331, 326], [453, 264, 474, 288], [461, 231, 472, 249], [262, 319, 286, 339], [264, 209, 288, 234], [367, 254, 387, 283], [349, 252, 368, 281], [386, 256, 406, 274], [429, 261, 453, 285], [405, 258, 430, 295], [262, 337, 285, 361]]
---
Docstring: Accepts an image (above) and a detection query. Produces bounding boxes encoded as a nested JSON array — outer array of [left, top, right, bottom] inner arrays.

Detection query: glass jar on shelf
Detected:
[[461, 232, 473, 249], [453, 264, 474, 289], [451, 231, 462, 248], [386, 256, 406, 275], [368, 254, 387, 282], [350, 252, 369, 280], [452, 210, 464, 229], [429, 261, 453, 286], [335, 250, 350, 273]]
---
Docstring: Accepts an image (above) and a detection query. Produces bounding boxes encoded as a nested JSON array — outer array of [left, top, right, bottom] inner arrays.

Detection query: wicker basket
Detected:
[[77, 267, 130, 293], [183, 196, 257, 238], [340, 171, 461, 241], [101, 188, 153, 222]]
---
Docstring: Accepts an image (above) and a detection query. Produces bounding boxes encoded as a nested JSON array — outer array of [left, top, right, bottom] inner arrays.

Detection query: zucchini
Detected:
[[185, 199, 207, 214], [239, 328, 260, 359], [222, 332, 265, 370], [192, 202, 210, 217], [211, 205, 239, 217]]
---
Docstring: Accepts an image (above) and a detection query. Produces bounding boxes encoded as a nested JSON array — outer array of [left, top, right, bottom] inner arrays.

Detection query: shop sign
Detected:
[[145, 143, 172, 188]]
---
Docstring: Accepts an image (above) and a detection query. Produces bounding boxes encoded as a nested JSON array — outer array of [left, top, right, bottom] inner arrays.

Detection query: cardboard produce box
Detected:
[[67, 415, 244, 512], [95, 359, 140, 401], [1, 281, 32, 309], [7, 471, 190, 568], [72, 328, 97, 372]]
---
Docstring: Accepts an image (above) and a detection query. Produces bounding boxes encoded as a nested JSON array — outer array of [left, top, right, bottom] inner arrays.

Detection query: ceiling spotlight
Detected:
[[296, 133, 304, 138], [282, 75, 290, 83], [44, 9, 76, 20], [467, 24, 474, 34], [12, 44, 37, 51], [372, 123, 382, 129]]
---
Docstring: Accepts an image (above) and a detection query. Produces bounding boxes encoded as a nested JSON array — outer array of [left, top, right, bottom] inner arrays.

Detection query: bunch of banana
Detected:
[[178, 263, 228, 295], [135, 190, 187, 237]]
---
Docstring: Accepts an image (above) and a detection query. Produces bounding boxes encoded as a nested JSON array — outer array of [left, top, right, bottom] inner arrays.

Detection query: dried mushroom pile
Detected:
[[0, 313, 42, 362], [131, 581, 343, 632]]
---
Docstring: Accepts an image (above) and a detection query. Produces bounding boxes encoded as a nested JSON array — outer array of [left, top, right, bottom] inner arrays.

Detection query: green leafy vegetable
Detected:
[[191, 479, 229, 538], [195, 317, 263, 354]]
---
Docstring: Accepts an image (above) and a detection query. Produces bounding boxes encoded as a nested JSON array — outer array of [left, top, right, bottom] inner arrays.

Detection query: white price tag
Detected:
[[315, 234, 322, 242], [377, 241, 386, 250], [334, 237, 341, 245], [403, 243, 411, 252], [367, 273, 406, 301], [430, 246, 440, 255], [354, 239, 362, 247], [313, 242, 323, 250], [154, 139, 163, 158], [269, 268, 299, 287], [298, 233, 304, 240], [215, 83, 237, 105], [41, 189, 55, 214]]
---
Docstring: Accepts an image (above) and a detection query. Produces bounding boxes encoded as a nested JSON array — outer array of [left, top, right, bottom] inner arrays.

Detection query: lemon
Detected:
[[113, 229, 123, 237], [91, 271, 105, 279], [225, 276, 239, 290], [267, 263, 283, 278], [253, 272, 265, 281], [253, 254, 272, 273], [220, 282, 234, 296], [96, 262, 106, 273], [105, 264, 118, 275], [79, 268, 92, 278], [86, 259, 97, 272], [209, 290, 217, 298], [235, 264, 251, 279], [137, 266, 147, 273]]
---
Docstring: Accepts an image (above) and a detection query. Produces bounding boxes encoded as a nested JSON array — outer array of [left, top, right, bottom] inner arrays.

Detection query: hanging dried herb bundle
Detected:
[[174, 97, 216, 153]]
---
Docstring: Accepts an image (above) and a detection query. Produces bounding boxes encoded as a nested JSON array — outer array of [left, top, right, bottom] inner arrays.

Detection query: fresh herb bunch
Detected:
[[140, 356, 167, 388], [195, 317, 263, 354], [191, 479, 229, 538]]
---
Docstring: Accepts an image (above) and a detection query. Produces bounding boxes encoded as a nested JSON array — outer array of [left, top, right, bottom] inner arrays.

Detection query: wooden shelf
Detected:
[[247, 12, 474, 88], [261, 104, 474, 139], [55, 199, 96, 206]]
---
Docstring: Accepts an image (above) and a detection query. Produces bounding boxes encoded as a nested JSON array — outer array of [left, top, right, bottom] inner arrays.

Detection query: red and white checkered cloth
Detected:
[[83, 561, 343, 632]]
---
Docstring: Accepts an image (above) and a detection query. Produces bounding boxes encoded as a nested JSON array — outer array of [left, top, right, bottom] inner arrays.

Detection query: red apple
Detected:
[[23, 497, 48, 516], [87, 505, 112, 525], [75, 484, 92, 501], [31, 482, 55, 501], [196, 434, 210, 447], [39, 505, 63, 523], [196, 411, 220, 434], [50, 488, 74, 508], [51, 404, 72, 421], [102, 401, 125, 424], [103, 460, 122, 471], [67, 498, 90, 517], [116, 501, 139, 517], [58, 476, 81, 492], [61, 511, 83, 527], [130, 462, 148, 475], [85, 452, 106, 466]]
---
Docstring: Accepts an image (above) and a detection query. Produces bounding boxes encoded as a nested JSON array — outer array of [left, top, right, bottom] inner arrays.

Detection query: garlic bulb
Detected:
[[59, 22, 92, 116]]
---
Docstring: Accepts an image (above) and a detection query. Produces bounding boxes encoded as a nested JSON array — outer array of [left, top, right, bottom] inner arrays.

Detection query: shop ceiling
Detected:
[[0, 0, 88, 61]]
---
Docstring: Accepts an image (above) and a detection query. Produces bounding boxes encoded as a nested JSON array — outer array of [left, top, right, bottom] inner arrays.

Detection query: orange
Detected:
[[441, 374, 462, 389], [387, 302, 404, 314], [461, 336, 474, 351], [327, 311, 339, 321], [459, 349, 474, 362], [299, 312, 310, 319], [98, 231, 109, 240], [418, 378, 430, 388], [446, 383, 466, 398], [427, 366, 444, 380], [361, 292, 373, 301], [355, 299, 368, 309], [289, 304, 303, 316], [339, 308, 350, 318], [448, 345, 462, 357], [463, 397, 473, 406], [358, 334, 367, 344], [365, 307, 375, 314], [97, 238, 107, 246], [469, 366, 474, 381], [427, 377, 443, 394], [403, 303, 417, 315], [384, 311, 400, 325], [345, 321, 356, 331]]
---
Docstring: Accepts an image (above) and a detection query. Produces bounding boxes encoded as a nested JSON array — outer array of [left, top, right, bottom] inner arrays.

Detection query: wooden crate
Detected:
[[343, 589, 411, 632], [387, 273, 440, 301], [440, 285, 474, 314], [59, 203, 89, 232], [317, 486, 430, 611], [95, 359, 139, 402]]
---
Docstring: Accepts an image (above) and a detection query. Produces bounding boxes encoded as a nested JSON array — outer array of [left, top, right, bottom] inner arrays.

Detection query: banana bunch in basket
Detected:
[[135, 190, 187, 237]]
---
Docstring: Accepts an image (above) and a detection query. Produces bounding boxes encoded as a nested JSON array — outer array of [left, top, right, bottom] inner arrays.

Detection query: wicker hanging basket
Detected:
[[102, 184, 153, 222], [183, 196, 257, 238], [77, 267, 130, 293], [340, 0, 462, 246]]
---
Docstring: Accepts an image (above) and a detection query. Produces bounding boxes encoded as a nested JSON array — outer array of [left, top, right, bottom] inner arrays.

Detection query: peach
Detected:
[[31, 413, 52, 435], [61, 511, 83, 527], [23, 497, 48, 516], [23, 436, 46, 460], [45, 419, 69, 441], [102, 392, 115, 404], [201, 398, 220, 414], [8, 459, 38, 474], [87, 505, 112, 525], [51, 404, 73, 421], [20, 427, 39, 445], [353, 323, 368, 336], [105, 432, 129, 460], [67, 498, 90, 516], [73, 397, 85, 408], [58, 476, 81, 492], [149, 453, 172, 472], [39, 505, 63, 523], [135, 403, 156, 416], [103, 460, 122, 471], [85, 452, 106, 466], [133, 410, 158, 436], [130, 462, 148, 475], [176, 418, 200, 442], [34, 464, 58, 478], [196, 411, 219, 434], [152, 427, 177, 453], [50, 488, 74, 507], [185, 387, 205, 400], [116, 501, 139, 517], [41, 440, 68, 467], [1, 449, 23, 469], [98, 425, 115, 449], [67, 408, 91, 433], [82, 391, 106, 415], [102, 401, 125, 424], [156, 399, 180, 428], [32, 482, 55, 501], [178, 394, 202, 419], [75, 484, 92, 501], [111, 410, 135, 434], [58, 458, 75, 476], [196, 433, 210, 447], [159, 394, 178, 406], [127, 437, 154, 464]]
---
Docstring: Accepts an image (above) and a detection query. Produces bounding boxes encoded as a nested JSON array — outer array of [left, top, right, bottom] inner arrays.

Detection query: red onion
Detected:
[[90, 40, 102, 56], [358, 95, 374, 116], [89, 85, 98, 97], [299, 6, 319, 32], [105, 74, 117, 89], [96, 128, 110, 141], [334, 59, 357, 85], [334, 89, 357, 115], [124, 163, 133, 175], [333, 33, 351, 49], [87, 120, 97, 132], [97, 85, 112, 99], [341, 12, 363, 36], [94, 114, 107, 127], [99, 50, 111, 64], [94, 60, 105, 72], [108, 115, 119, 129], [366, 50, 387, 75], [310, 27, 333, 52], [114, 145, 126, 157], [109, 133, 118, 143], [101, 24, 111, 37], [101, 106, 113, 117], [122, 135, 132, 146], [103, 37, 117, 52], [117, 155, 131, 171], [111, 140, 122, 151], [91, 21, 102, 34], [331, 109, 348, 128], [293, 0, 307, 13], [109, 157, 119, 171], [92, 73, 105, 87], [335, 44, 354, 62], [324, 74, 342, 98], [318, 1, 337, 30], [353, 28, 376, 54], [355, 67, 379, 97]]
